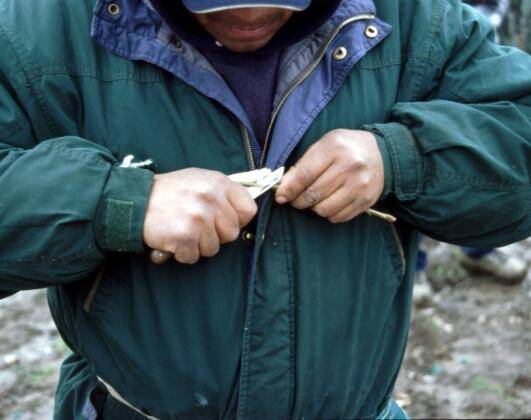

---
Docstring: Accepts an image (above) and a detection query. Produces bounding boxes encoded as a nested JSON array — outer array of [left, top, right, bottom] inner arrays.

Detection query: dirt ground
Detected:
[[395, 239, 531, 419], [0, 241, 530, 419]]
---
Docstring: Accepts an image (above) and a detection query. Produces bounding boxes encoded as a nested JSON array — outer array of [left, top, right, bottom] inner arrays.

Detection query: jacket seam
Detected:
[[38, 142, 114, 165], [0, 20, 58, 136], [356, 54, 422, 69], [410, 0, 447, 99], [22, 65, 168, 84], [425, 169, 531, 192], [281, 213, 296, 419], [380, 123, 423, 200], [0, 249, 101, 266], [95, 37, 247, 124]]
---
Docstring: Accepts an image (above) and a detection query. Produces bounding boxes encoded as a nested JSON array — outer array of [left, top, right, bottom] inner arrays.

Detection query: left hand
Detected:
[[275, 129, 385, 223]]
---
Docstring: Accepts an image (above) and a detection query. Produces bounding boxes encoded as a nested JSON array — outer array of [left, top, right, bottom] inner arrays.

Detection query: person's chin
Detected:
[[223, 39, 270, 52]]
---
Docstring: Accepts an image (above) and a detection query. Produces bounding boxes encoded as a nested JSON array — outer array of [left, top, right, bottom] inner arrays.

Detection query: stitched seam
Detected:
[[0, 249, 101, 266], [381, 123, 422, 199], [95, 37, 248, 123], [38, 143, 113, 165], [0, 21, 58, 136], [0, 25, 32, 140], [383, 127, 402, 196], [410, 0, 447, 99], [29, 70, 168, 84], [20, 61, 169, 83], [425, 169, 531, 192], [281, 213, 296, 419]]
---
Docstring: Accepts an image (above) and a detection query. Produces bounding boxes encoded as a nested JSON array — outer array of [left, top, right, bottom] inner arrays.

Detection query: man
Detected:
[[0, 0, 530, 419]]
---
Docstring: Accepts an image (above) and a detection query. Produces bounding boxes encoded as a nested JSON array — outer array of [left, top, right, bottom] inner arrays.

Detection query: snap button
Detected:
[[332, 46, 348, 61], [364, 25, 379, 39], [108, 3, 120, 16], [172, 37, 183, 49], [242, 231, 255, 242]]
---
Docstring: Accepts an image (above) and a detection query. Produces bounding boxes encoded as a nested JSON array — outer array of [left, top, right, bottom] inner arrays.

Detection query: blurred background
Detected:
[[0, 1, 530, 418]]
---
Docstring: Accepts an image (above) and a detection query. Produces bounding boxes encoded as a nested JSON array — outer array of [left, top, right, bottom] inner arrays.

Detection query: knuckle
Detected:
[[175, 228, 198, 246], [303, 187, 319, 206], [351, 157, 367, 170], [296, 165, 314, 186], [189, 211, 208, 225], [358, 175, 371, 189], [196, 185, 218, 203]]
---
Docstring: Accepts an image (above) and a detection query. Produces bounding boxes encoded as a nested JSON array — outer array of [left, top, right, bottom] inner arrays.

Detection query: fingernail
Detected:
[[276, 195, 287, 204]]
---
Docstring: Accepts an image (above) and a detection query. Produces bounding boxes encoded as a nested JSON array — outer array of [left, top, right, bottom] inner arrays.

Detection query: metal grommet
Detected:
[[108, 3, 120, 16], [364, 25, 379, 39], [332, 46, 348, 61], [242, 231, 255, 242]]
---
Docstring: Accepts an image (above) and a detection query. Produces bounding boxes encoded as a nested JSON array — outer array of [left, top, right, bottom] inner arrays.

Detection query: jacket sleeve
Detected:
[[364, 1, 531, 247], [0, 79, 153, 294]]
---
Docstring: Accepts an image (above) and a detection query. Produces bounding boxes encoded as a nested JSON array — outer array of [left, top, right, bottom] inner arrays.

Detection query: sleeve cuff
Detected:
[[95, 166, 154, 253], [362, 122, 424, 201]]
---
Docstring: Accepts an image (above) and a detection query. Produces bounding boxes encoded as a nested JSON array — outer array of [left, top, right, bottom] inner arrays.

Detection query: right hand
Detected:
[[143, 168, 257, 264]]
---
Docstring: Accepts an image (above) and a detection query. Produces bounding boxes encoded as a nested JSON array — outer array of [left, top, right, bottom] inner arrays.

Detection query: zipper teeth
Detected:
[[257, 13, 376, 168], [240, 123, 257, 170]]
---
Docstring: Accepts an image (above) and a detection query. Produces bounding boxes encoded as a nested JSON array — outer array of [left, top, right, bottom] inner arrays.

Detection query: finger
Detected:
[[198, 224, 221, 258], [327, 200, 367, 224], [227, 184, 258, 227], [310, 186, 355, 219], [173, 227, 201, 264], [215, 200, 241, 244], [151, 250, 172, 264], [174, 242, 200, 264], [290, 166, 346, 210], [275, 146, 334, 204]]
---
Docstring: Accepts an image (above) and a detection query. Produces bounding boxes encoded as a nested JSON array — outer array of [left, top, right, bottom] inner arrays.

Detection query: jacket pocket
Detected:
[[382, 222, 406, 283], [83, 264, 106, 313], [81, 259, 127, 317]]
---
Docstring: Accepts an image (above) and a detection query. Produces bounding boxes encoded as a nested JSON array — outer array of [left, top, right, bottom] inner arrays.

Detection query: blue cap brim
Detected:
[[182, 0, 311, 14]]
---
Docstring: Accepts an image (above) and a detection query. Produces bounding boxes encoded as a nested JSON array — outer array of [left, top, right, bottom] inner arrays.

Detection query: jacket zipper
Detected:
[[241, 13, 376, 170], [237, 13, 378, 419]]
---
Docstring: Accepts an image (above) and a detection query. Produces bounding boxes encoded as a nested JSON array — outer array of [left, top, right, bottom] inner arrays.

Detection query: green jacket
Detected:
[[0, 0, 530, 418]]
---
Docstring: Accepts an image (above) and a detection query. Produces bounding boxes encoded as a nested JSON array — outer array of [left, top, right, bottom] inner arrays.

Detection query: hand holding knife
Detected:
[[150, 167, 395, 263]]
